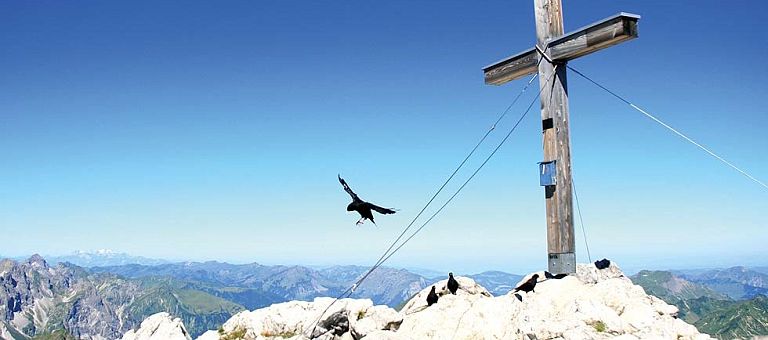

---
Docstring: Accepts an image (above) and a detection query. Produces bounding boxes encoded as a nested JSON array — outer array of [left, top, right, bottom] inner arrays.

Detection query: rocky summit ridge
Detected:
[[122, 262, 713, 340]]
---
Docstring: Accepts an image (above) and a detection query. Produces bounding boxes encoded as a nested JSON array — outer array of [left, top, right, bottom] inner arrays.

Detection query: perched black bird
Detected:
[[513, 274, 539, 293], [594, 258, 611, 270], [338, 175, 396, 225], [426, 286, 439, 306], [447, 272, 459, 295], [544, 271, 568, 280]]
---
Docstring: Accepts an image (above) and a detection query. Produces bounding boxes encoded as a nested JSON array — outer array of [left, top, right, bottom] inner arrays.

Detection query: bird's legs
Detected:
[[356, 218, 364, 225]]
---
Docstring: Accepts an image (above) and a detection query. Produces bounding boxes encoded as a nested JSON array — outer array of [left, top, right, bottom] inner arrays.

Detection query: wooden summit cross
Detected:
[[482, 0, 640, 274]]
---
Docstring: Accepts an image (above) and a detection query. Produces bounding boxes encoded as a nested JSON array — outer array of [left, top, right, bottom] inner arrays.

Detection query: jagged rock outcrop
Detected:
[[184, 262, 713, 340], [0, 255, 139, 339], [120, 312, 192, 340], [197, 297, 402, 340], [0, 255, 242, 339]]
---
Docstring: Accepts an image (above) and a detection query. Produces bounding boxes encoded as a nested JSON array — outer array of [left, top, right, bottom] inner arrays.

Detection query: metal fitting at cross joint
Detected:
[[535, 45, 566, 66]]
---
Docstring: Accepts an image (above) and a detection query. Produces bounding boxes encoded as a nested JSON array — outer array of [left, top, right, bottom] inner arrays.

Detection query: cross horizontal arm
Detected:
[[483, 12, 640, 85]]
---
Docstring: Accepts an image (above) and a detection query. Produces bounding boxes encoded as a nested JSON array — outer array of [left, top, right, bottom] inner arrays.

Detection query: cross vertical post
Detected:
[[534, 0, 575, 274], [482, 3, 640, 274]]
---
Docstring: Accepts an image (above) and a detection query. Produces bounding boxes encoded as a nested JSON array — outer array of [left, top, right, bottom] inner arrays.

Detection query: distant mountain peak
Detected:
[[27, 254, 48, 268]]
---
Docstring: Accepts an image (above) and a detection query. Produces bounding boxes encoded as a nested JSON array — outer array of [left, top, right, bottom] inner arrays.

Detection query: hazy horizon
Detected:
[[3, 248, 765, 277]]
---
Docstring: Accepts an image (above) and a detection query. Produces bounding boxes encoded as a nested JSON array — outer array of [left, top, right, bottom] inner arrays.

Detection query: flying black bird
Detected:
[[426, 286, 439, 306], [338, 175, 396, 225], [513, 274, 539, 293], [447, 272, 459, 295]]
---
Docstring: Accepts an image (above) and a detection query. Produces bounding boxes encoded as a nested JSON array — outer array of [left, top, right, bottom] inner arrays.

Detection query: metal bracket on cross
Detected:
[[534, 45, 554, 64]]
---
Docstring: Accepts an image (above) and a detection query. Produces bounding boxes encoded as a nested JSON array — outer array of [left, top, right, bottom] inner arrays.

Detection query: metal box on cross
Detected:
[[538, 160, 557, 186]]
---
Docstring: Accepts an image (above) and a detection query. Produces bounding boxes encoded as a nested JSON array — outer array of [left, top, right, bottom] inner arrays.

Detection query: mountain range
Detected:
[[2, 251, 766, 339], [0, 255, 522, 339], [0, 256, 242, 339], [630, 269, 768, 339], [677, 266, 768, 300], [89, 262, 522, 310]]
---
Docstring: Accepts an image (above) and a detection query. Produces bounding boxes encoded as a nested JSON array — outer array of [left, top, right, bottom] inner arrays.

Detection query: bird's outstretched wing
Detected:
[[338, 175, 360, 201], [368, 203, 396, 215]]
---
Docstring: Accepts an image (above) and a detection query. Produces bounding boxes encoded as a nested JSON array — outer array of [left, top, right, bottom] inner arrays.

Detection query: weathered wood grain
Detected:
[[483, 49, 538, 86], [534, 0, 576, 274], [549, 14, 639, 62], [483, 13, 639, 85]]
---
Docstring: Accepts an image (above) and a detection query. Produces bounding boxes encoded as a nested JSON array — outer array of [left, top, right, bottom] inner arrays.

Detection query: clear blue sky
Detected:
[[1, 1, 766, 274]]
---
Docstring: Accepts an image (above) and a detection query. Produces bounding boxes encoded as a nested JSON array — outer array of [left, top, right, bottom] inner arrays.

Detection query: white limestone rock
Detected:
[[576, 261, 626, 284], [208, 297, 402, 340], [173, 261, 714, 339], [350, 305, 402, 339], [120, 312, 192, 340], [390, 263, 709, 339], [400, 276, 491, 315], [195, 330, 220, 340]]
